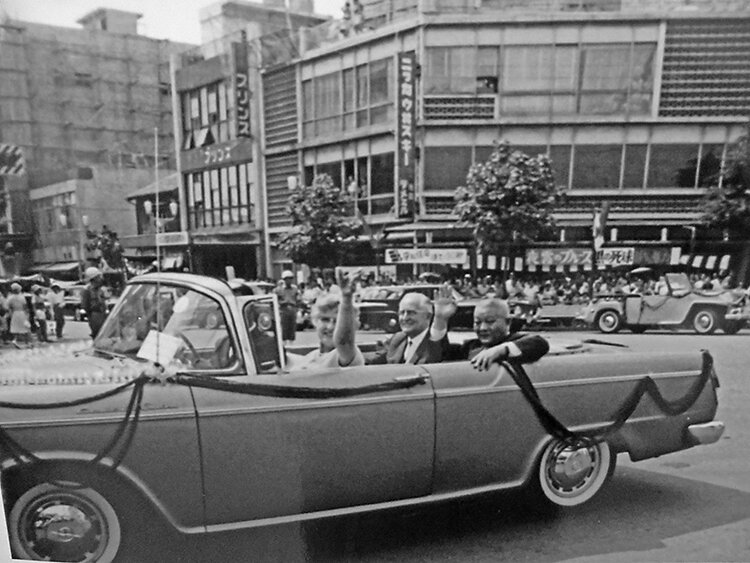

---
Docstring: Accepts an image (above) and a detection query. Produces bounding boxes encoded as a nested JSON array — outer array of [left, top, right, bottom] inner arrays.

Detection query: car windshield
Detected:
[[94, 282, 235, 369], [666, 273, 691, 293]]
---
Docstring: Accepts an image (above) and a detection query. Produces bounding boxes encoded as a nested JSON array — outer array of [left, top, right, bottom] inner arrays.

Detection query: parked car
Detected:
[[357, 284, 531, 333], [578, 272, 749, 334], [0, 272, 725, 563]]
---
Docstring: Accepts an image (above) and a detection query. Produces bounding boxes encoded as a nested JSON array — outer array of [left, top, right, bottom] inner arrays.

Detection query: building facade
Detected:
[[172, 0, 327, 279], [260, 0, 750, 281], [0, 8, 194, 273]]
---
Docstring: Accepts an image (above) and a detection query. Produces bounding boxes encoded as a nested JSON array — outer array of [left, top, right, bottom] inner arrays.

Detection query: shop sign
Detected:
[[526, 248, 593, 267], [597, 246, 635, 267], [385, 248, 467, 265], [233, 42, 251, 138], [181, 139, 253, 171], [336, 265, 397, 278], [633, 247, 673, 265], [156, 231, 189, 246], [396, 52, 416, 219]]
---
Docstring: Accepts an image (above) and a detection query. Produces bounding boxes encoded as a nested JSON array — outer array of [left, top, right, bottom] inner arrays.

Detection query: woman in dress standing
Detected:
[[7, 282, 31, 346]]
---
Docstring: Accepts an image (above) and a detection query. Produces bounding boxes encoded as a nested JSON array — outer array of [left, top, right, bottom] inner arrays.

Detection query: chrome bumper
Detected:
[[687, 421, 725, 445]]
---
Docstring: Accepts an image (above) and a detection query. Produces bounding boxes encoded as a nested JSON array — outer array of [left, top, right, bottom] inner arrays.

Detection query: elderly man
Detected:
[[287, 271, 362, 370], [452, 297, 549, 370], [365, 285, 456, 365]]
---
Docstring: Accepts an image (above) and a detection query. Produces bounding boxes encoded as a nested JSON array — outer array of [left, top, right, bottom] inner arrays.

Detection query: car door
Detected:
[[190, 296, 436, 528], [427, 360, 548, 493]]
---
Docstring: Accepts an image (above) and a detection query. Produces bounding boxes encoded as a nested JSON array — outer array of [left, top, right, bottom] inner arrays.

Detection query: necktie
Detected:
[[404, 338, 414, 362]]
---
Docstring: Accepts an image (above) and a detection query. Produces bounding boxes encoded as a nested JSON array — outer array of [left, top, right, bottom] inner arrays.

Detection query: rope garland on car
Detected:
[[501, 350, 714, 448], [0, 351, 714, 474]]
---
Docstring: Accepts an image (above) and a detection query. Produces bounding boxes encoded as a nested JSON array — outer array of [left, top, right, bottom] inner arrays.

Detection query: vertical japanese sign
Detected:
[[396, 52, 416, 219], [233, 42, 251, 138]]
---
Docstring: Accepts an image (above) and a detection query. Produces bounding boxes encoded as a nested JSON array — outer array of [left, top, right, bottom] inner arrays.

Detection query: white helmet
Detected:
[[281, 270, 294, 279], [84, 266, 102, 282]]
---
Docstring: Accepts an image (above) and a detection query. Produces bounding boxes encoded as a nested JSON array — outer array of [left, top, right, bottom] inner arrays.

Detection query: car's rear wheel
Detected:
[[595, 310, 622, 334], [531, 439, 614, 508], [9, 481, 121, 563], [692, 309, 718, 334]]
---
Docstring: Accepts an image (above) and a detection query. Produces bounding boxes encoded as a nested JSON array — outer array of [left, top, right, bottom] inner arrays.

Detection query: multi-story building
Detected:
[[172, 0, 327, 279], [258, 0, 750, 281], [0, 8, 194, 273]]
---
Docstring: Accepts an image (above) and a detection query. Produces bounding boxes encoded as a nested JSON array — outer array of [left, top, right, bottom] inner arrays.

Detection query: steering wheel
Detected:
[[177, 332, 201, 366]]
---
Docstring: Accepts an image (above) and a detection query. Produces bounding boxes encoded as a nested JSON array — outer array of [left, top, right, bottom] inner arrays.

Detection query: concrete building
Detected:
[[257, 0, 750, 280], [0, 8, 194, 274], [171, 0, 328, 279], [28, 166, 158, 279]]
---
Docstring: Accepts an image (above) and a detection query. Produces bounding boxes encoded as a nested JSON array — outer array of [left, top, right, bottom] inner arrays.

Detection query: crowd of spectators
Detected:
[[289, 268, 741, 309]]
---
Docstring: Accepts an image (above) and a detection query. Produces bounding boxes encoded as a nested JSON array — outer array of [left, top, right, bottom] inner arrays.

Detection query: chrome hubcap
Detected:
[[17, 490, 108, 562], [546, 444, 598, 495], [696, 314, 712, 330], [600, 314, 616, 330]]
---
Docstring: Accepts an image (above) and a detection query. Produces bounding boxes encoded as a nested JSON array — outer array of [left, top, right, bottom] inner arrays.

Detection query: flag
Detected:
[[593, 202, 609, 252]]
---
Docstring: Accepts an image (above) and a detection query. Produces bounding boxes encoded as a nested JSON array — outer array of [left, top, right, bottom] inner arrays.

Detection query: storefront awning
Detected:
[[30, 262, 80, 275], [679, 254, 731, 271]]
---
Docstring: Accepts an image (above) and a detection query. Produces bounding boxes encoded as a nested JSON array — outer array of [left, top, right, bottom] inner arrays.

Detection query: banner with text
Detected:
[[396, 52, 416, 219], [385, 248, 468, 265], [526, 248, 593, 268], [233, 42, 252, 138], [597, 246, 635, 267]]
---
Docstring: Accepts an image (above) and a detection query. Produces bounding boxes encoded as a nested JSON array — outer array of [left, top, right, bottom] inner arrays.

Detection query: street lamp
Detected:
[[143, 199, 179, 232]]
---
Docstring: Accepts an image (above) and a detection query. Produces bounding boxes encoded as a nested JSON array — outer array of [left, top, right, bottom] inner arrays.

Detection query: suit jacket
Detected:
[[449, 332, 549, 364], [365, 331, 450, 365]]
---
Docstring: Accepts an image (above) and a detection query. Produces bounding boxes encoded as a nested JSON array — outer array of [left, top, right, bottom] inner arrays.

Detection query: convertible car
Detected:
[[578, 272, 749, 334], [0, 272, 725, 563]]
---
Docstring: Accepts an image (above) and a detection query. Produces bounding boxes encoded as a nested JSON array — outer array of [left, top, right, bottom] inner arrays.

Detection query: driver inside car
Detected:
[[286, 271, 363, 370]]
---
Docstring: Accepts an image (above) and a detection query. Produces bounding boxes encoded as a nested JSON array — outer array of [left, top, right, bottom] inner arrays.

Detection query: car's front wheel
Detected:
[[9, 481, 122, 563], [531, 439, 614, 508], [692, 308, 718, 334], [595, 310, 622, 334]]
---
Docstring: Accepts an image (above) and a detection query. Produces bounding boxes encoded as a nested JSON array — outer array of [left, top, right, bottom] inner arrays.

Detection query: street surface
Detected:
[[1, 325, 749, 562]]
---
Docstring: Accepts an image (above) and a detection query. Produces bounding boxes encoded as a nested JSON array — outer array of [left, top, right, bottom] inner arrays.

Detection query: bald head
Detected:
[[398, 292, 433, 337], [473, 298, 510, 346]]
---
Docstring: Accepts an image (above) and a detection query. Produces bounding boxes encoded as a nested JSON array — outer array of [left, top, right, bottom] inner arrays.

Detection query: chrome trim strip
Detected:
[[434, 370, 701, 398], [200, 478, 528, 533]]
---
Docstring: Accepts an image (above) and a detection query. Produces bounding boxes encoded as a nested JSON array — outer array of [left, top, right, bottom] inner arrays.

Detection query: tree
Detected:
[[86, 225, 124, 270], [702, 123, 750, 238], [454, 140, 564, 269], [278, 174, 362, 269]]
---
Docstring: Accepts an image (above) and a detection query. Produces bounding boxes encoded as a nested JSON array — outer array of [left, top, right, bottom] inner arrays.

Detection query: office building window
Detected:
[[302, 57, 394, 139], [187, 163, 253, 229], [648, 144, 700, 188], [548, 145, 571, 190], [181, 80, 232, 149], [424, 147, 472, 191], [572, 145, 622, 189], [622, 144, 647, 188]]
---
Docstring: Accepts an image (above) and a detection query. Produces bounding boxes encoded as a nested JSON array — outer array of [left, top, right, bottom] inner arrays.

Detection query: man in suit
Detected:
[[452, 297, 549, 370], [365, 286, 456, 365]]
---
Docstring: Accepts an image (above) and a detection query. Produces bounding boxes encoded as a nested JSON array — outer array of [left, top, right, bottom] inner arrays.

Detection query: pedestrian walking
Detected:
[[47, 282, 66, 339], [275, 270, 300, 346]]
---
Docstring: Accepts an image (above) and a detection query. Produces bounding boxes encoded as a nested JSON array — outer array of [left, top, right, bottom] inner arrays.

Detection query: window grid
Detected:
[[181, 80, 232, 149], [186, 164, 253, 229]]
